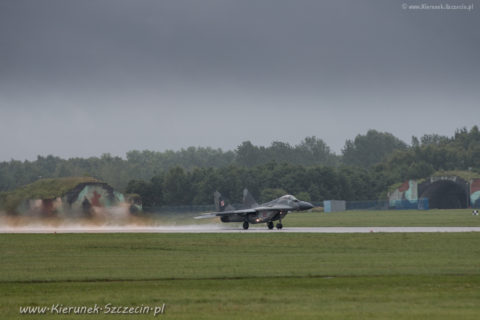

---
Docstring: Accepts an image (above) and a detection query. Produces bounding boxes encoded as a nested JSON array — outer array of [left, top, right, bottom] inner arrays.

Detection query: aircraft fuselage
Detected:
[[221, 210, 288, 224]]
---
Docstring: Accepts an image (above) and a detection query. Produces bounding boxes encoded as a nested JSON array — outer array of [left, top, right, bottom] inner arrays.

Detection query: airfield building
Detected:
[[0, 177, 141, 216], [388, 172, 480, 209]]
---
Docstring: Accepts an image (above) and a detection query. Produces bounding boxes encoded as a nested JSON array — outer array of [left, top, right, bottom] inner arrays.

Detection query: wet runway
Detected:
[[1, 225, 480, 233]]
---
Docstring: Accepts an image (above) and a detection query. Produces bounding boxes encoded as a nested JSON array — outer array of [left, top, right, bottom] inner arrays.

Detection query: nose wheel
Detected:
[[243, 221, 249, 230], [267, 221, 274, 229]]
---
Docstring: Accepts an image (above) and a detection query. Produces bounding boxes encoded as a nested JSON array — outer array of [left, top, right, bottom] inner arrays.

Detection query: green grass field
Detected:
[[155, 209, 480, 228], [1, 232, 479, 319], [284, 209, 480, 227]]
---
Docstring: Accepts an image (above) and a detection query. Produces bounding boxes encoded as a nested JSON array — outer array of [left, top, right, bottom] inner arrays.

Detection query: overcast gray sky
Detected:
[[0, 0, 479, 161]]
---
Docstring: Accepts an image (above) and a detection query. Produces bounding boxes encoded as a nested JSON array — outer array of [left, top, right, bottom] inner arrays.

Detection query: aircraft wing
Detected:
[[252, 205, 292, 211], [194, 206, 291, 219], [194, 213, 221, 219], [194, 208, 257, 219]]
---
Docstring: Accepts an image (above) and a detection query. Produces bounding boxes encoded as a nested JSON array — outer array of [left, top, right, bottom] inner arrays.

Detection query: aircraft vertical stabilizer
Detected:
[[243, 188, 258, 208], [214, 191, 234, 212]]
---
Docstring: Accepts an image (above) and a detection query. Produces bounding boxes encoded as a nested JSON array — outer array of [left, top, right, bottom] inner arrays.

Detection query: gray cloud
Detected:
[[0, 0, 479, 161]]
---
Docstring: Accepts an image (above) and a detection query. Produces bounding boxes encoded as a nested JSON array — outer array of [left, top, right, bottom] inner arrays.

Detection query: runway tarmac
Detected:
[[1, 225, 480, 233]]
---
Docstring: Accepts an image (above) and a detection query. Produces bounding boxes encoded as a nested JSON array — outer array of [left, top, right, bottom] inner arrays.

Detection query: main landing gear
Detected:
[[276, 217, 283, 230], [245, 220, 283, 230], [266, 220, 283, 230]]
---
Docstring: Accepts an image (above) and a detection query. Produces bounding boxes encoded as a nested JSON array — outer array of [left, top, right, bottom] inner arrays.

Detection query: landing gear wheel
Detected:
[[267, 221, 274, 230], [243, 221, 249, 230], [276, 223, 283, 230]]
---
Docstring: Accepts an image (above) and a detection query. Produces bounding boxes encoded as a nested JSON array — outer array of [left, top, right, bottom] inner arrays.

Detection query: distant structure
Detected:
[[0, 177, 141, 216], [388, 172, 480, 209], [323, 200, 346, 213]]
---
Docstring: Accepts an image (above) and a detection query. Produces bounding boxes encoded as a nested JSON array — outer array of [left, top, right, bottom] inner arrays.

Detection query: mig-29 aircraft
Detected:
[[195, 189, 314, 230]]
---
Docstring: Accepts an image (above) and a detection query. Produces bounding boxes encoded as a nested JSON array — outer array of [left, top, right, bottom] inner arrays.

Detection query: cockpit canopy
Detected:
[[281, 195, 299, 202]]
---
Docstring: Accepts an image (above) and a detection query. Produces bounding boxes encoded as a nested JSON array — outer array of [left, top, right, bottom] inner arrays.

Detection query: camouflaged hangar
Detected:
[[388, 171, 480, 209], [0, 177, 141, 216]]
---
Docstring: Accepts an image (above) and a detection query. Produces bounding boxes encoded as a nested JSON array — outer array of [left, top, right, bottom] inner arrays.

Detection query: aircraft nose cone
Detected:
[[299, 201, 314, 211]]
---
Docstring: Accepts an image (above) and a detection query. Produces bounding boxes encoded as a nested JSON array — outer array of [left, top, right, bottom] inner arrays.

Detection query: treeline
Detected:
[[378, 127, 480, 182], [1, 127, 479, 205], [127, 126, 480, 206], [125, 163, 385, 207], [235, 137, 338, 167], [0, 136, 337, 192]]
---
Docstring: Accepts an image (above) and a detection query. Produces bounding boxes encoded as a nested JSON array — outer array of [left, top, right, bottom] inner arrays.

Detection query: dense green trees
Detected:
[[342, 130, 408, 168], [1, 126, 479, 207], [378, 126, 480, 182], [0, 137, 337, 193], [236, 137, 338, 167], [125, 162, 385, 207]]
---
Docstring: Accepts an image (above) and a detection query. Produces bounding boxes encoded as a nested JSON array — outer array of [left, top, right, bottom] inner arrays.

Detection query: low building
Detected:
[[388, 171, 480, 209], [323, 200, 346, 212], [0, 177, 141, 216]]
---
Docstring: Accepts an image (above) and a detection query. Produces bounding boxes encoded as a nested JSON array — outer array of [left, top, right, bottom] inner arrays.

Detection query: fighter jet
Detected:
[[195, 189, 314, 230]]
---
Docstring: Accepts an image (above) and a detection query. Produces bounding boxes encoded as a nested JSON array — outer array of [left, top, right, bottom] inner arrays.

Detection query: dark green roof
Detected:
[[12, 177, 102, 199], [431, 170, 480, 181], [0, 177, 102, 213]]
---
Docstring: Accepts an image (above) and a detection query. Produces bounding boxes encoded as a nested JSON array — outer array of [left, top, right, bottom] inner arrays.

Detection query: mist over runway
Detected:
[[2, 226, 480, 234]]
